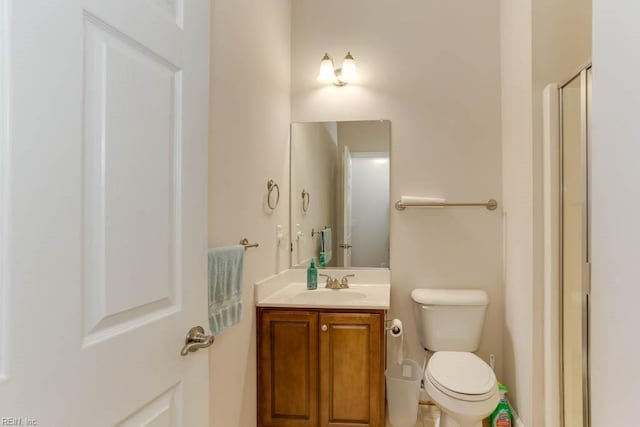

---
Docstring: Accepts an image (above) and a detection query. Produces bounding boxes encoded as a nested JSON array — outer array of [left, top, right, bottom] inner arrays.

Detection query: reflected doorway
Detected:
[[348, 153, 389, 267]]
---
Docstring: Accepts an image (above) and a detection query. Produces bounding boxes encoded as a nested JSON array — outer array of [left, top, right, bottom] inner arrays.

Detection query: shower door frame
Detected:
[[558, 63, 592, 427]]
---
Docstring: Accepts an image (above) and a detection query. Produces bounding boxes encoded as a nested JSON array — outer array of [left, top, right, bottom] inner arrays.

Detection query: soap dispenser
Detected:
[[318, 252, 326, 268], [307, 258, 318, 290]]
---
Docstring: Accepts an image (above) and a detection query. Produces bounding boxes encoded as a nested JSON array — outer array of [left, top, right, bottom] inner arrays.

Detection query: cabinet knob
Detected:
[[321, 324, 328, 332]]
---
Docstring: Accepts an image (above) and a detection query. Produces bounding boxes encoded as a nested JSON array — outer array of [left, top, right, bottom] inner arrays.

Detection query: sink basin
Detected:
[[289, 289, 367, 305], [257, 282, 390, 309]]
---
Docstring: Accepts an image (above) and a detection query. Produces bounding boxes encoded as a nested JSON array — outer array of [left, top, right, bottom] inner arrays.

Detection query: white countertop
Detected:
[[255, 269, 390, 310]]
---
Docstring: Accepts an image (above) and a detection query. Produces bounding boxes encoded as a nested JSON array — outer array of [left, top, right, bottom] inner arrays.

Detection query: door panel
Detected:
[[319, 313, 384, 427], [83, 14, 182, 343], [148, 0, 185, 28], [0, 0, 210, 425], [117, 384, 181, 427], [259, 310, 319, 427]]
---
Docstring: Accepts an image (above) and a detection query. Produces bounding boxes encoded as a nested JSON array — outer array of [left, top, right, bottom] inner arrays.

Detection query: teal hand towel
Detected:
[[208, 245, 244, 336], [322, 228, 332, 263]]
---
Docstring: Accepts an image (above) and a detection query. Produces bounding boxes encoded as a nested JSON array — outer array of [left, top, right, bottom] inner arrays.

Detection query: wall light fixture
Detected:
[[316, 52, 357, 86]]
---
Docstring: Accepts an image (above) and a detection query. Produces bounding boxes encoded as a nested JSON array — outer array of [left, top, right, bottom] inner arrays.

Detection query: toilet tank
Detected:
[[411, 289, 489, 352]]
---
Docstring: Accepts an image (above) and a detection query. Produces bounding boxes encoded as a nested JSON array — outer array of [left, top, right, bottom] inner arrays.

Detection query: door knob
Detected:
[[321, 324, 328, 332], [180, 326, 215, 356], [339, 243, 352, 249]]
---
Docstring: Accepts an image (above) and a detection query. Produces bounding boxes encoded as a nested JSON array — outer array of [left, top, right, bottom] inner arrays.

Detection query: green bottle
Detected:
[[490, 383, 512, 427], [307, 258, 318, 290]]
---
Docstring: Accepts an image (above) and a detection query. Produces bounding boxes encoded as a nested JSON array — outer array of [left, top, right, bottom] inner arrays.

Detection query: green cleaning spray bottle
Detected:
[[490, 383, 512, 427]]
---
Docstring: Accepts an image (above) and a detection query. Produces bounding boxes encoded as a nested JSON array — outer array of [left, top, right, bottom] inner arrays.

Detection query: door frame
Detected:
[[0, 0, 9, 383]]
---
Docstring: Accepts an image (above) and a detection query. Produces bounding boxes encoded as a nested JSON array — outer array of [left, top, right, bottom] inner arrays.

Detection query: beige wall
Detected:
[[207, 1, 291, 426], [500, 0, 591, 424], [591, 0, 640, 423], [292, 0, 504, 376], [499, 1, 535, 422], [290, 122, 337, 267], [337, 121, 390, 154]]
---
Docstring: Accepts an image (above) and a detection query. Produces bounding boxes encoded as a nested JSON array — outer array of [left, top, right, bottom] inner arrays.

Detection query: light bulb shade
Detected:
[[339, 52, 357, 83], [317, 53, 337, 83]]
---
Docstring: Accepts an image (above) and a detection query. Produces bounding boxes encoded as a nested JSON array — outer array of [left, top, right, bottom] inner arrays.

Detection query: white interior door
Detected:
[[0, 0, 210, 425], [350, 154, 390, 267], [342, 146, 352, 267]]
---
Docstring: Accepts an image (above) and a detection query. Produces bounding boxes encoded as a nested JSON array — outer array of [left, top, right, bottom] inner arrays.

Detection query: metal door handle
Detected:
[[339, 243, 352, 249], [180, 326, 215, 356], [321, 324, 328, 332]]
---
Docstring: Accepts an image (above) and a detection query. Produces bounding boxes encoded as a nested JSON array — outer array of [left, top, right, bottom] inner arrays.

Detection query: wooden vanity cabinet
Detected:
[[257, 307, 385, 427]]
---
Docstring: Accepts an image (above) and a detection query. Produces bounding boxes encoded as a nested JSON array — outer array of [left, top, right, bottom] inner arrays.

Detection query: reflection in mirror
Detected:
[[290, 120, 390, 269]]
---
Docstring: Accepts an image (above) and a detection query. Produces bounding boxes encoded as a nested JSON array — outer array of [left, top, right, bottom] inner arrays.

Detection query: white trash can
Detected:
[[385, 358, 423, 427]]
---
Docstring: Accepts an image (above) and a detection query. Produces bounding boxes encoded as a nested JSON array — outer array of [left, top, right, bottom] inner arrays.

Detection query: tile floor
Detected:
[[386, 404, 441, 427]]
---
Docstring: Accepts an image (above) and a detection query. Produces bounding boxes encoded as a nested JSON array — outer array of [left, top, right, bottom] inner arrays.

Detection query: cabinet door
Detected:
[[259, 310, 319, 427], [319, 313, 384, 427]]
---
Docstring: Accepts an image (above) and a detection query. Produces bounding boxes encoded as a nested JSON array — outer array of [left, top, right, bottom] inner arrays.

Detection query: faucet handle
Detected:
[[340, 274, 355, 286], [320, 274, 336, 287]]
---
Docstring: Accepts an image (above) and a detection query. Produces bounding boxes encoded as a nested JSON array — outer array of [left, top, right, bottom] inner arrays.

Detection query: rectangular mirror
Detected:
[[290, 120, 390, 269]]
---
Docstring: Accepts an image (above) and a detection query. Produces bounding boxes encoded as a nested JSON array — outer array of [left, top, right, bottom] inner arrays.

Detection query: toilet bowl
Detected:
[[409, 289, 499, 427], [424, 351, 499, 427]]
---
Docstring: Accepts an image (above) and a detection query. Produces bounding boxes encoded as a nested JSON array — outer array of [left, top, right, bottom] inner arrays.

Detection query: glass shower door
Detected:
[[560, 67, 591, 427]]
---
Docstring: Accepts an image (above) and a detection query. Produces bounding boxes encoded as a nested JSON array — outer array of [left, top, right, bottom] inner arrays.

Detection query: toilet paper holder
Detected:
[[385, 319, 402, 335]]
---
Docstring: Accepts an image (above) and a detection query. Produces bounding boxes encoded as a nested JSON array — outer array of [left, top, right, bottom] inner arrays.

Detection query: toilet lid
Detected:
[[427, 352, 497, 401]]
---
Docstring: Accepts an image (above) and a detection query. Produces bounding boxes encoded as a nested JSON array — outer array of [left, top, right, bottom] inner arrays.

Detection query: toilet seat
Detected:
[[426, 351, 497, 402]]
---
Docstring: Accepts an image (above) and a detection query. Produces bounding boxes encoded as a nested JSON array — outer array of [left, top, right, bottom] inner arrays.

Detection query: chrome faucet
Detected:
[[320, 274, 340, 289], [320, 273, 355, 289]]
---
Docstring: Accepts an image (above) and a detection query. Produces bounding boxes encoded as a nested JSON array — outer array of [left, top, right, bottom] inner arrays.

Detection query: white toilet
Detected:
[[411, 289, 499, 427]]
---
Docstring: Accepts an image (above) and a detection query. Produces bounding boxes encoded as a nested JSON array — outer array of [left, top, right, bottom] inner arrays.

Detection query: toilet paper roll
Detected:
[[400, 196, 446, 208], [389, 318, 403, 337], [388, 318, 404, 365]]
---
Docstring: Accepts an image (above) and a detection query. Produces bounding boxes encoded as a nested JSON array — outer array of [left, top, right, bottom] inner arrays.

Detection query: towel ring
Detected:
[[267, 179, 280, 210], [302, 189, 310, 213]]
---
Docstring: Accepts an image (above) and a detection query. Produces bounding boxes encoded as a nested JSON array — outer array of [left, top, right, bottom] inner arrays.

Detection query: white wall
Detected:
[[591, 0, 640, 424], [207, 1, 291, 426], [292, 0, 504, 376]]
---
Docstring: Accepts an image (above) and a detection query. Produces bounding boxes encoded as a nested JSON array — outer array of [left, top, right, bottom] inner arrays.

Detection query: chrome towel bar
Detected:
[[395, 199, 498, 211], [240, 238, 259, 249]]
